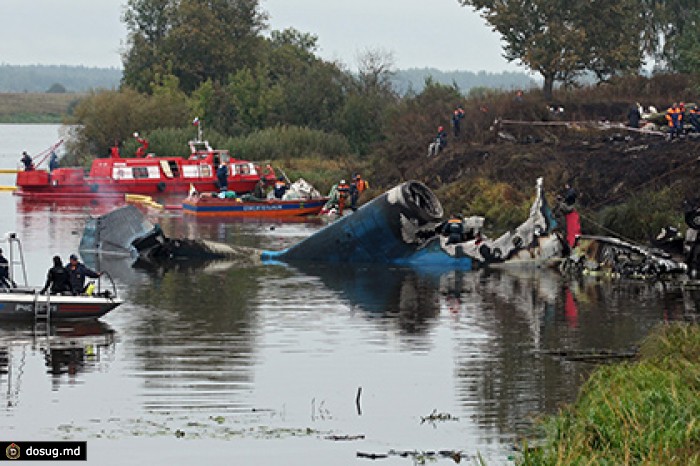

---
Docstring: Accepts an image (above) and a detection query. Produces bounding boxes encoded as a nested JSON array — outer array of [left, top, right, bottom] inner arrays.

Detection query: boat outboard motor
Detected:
[[262, 181, 447, 264]]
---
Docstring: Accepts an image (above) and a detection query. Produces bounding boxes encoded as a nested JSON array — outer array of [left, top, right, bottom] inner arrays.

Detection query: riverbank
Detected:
[[0, 92, 81, 123], [519, 322, 700, 465]]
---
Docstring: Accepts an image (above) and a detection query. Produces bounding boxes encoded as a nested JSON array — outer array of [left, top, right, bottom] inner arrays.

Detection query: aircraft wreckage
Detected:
[[79, 205, 260, 266], [261, 178, 699, 280], [80, 180, 700, 280]]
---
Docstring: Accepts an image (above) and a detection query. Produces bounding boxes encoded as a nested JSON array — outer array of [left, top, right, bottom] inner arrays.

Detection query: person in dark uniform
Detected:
[[49, 151, 59, 172], [0, 248, 11, 288], [65, 254, 101, 295], [562, 183, 577, 207], [437, 126, 448, 150], [442, 214, 465, 245], [253, 179, 266, 199], [40, 256, 73, 295], [273, 177, 288, 199], [627, 104, 641, 128], [20, 151, 33, 171], [216, 162, 228, 192]]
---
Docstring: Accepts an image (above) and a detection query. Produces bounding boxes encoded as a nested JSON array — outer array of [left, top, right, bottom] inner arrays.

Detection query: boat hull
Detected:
[[182, 196, 328, 218], [15, 173, 260, 200], [15, 152, 274, 200], [0, 290, 122, 321]]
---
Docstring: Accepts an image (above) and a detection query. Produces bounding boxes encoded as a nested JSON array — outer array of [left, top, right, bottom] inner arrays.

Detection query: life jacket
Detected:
[[356, 179, 368, 192], [447, 218, 463, 233], [337, 183, 350, 196], [666, 107, 682, 126]]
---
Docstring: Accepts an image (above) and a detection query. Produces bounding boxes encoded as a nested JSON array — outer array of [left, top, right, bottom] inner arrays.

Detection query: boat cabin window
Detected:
[[160, 160, 180, 178], [199, 164, 212, 177], [234, 163, 255, 175], [133, 167, 150, 179]]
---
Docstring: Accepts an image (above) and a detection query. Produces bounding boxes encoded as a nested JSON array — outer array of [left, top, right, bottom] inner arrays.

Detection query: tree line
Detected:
[[0, 65, 121, 93], [67, 0, 700, 161], [458, 0, 700, 99]]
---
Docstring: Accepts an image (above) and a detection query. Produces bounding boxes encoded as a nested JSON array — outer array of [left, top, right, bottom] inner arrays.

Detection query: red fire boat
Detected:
[[15, 136, 276, 200]]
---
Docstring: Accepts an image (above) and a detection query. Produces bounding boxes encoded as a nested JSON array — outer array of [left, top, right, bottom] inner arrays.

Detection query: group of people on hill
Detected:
[[663, 102, 700, 139], [627, 101, 700, 140]]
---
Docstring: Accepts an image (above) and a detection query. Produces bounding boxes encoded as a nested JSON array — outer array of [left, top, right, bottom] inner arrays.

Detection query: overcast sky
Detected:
[[0, 0, 525, 73]]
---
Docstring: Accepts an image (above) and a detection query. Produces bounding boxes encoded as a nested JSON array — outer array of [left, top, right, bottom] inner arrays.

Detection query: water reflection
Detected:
[[0, 320, 115, 406], [87, 252, 261, 414], [289, 263, 443, 334]]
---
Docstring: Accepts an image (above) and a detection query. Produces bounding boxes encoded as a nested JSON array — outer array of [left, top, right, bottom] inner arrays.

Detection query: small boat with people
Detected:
[[182, 178, 329, 218], [0, 233, 122, 321], [15, 127, 277, 200]]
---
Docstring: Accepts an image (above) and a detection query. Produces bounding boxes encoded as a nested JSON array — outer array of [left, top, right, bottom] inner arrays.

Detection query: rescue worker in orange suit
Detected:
[[349, 174, 369, 210], [337, 179, 350, 215], [442, 214, 464, 245], [665, 103, 683, 139]]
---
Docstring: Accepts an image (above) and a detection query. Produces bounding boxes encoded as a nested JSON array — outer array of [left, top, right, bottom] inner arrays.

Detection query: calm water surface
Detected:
[[0, 125, 698, 465]]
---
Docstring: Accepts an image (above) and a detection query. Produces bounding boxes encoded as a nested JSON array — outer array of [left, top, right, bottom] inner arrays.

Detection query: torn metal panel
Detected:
[[562, 235, 687, 278], [79, 205, 262, 266]]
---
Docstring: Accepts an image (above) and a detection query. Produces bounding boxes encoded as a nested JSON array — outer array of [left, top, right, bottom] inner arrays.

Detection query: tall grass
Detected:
[[435, 178, 531, 234], [594, 187, 685, 241], [520, 323, 700, 465], [228, 125, 351, 160]]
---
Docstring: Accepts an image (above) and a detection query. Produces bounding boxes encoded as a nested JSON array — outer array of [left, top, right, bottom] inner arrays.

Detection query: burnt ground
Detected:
[[383, 127, 700, 216]]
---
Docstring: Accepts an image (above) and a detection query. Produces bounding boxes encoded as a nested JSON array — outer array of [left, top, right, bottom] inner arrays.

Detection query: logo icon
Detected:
[[6, 443, 20, 460]]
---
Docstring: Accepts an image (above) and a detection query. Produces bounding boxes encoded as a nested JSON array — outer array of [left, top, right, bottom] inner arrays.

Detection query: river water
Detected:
[[0, 125, 698, 465]]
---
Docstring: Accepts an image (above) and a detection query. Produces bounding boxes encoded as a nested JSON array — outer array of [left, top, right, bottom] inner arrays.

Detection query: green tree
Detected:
[[122, 0, 267, 93], [225, 65, 283, 133], [579, 0, 644, 83], [336, 49, 398, 155], [639, 0, 700, 69], [261, 28, 347, 131], [457, 0, 645, 99], [668, 9, 700, 74]]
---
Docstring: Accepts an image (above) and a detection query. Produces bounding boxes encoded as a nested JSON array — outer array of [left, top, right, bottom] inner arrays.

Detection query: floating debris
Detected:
[[325, 434, 365, 441], [420, 409, 459, 425], [356, 449, 466, 463]]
